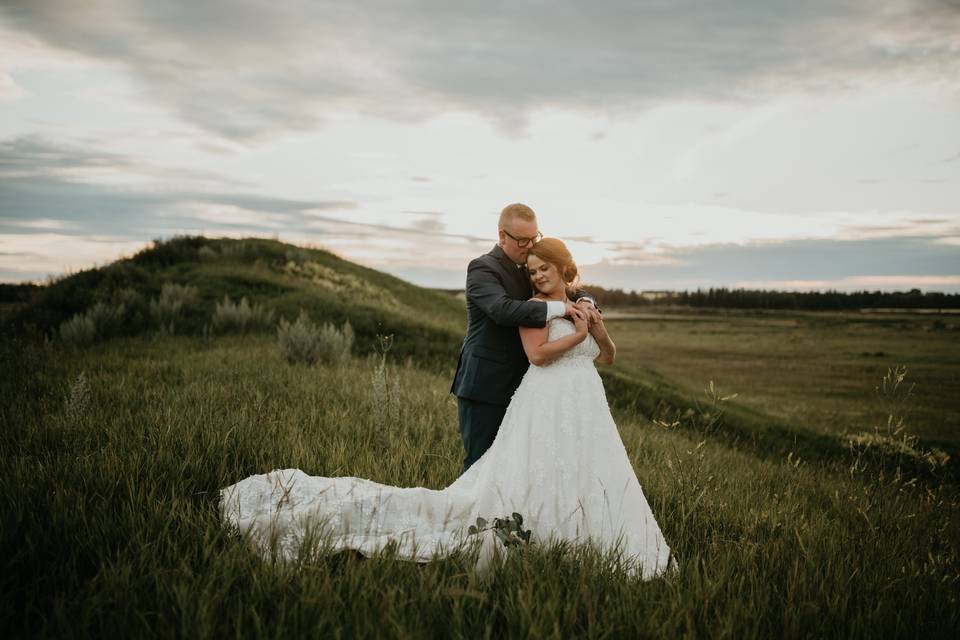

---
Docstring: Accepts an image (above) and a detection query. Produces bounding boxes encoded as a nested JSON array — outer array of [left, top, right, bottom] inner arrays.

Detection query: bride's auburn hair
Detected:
[[527, 237, 580, 296]]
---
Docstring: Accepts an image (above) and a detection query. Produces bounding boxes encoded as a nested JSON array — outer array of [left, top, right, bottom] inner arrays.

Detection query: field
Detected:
[[2, 238, 959, 638], [606, 308, 960, 448]]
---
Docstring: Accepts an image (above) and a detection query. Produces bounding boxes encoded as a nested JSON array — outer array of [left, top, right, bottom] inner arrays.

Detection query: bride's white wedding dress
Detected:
[[220, 318, 673, 578]]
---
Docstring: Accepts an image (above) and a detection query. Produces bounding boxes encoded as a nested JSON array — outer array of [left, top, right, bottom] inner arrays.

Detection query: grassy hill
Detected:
[[3, 236, 465, 369], [4, 236, 957, 476], [1, 236, 958, 637]]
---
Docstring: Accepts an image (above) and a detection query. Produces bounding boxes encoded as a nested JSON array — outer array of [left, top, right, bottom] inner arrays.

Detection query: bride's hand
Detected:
[[589, 315, 609, 339], [570, 307, 589, 336]]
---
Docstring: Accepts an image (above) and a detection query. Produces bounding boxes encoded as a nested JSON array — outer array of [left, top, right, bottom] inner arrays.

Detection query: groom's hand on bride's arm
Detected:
[[574, 298, 602, 325], [563, 301, 580, 319], [572, 291, 601, 315]]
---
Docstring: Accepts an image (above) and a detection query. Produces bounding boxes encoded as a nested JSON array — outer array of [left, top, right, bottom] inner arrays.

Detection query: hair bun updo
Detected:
[[527, 237, 581, 296]]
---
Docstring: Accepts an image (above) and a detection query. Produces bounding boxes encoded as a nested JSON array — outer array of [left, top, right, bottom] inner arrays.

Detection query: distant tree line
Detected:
[[8, 279, 960, 313], [582, 285, 960, 311]]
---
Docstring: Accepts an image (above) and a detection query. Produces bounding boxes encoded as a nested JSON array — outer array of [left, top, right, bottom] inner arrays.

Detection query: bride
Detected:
[[220, 238, 674, 579]]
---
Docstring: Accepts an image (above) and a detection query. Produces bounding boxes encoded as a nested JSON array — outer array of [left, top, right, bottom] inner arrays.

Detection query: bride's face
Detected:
[[527, 255, 561, 295]]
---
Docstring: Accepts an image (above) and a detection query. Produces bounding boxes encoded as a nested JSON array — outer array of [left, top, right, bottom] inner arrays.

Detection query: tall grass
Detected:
[[1, 332, 957, 638], [845, 366, 952, 480], [369, 334, 401, 433]]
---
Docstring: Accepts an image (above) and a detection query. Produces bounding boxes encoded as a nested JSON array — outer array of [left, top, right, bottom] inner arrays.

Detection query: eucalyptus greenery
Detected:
[[468, 513, 532, 548]]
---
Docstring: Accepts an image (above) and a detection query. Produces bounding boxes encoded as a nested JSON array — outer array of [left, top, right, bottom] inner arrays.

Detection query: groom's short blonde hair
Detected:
[[498, 203, 537, 230]]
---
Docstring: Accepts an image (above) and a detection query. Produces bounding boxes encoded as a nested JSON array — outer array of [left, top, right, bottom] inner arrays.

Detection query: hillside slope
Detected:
[[4, 236, 466, 368], [7, 235, 954, 480]]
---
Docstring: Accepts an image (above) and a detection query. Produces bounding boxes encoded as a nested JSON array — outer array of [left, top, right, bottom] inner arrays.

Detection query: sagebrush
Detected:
[[277, 311, 354, 365], [212, 295, 275, 334]]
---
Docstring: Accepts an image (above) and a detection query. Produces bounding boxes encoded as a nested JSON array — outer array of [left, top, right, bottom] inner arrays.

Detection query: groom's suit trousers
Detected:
[[457, 397, 508, 471]]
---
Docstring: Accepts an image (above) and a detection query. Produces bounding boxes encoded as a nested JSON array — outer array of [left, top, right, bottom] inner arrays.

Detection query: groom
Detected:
[[450, 203, 599, 471]]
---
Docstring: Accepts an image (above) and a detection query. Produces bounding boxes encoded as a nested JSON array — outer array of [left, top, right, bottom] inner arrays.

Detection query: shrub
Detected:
[[114, 287, 144, 309], [220, 241, 255, 259], [319, 319, 354, 364], [284, 247, 313, 264], [57, 301, 127, 345], [59, 313, 96, 346], [112, 288, 149, 333], [150, 282, 198, 334], [277, 311, 321, 365], [212, 295, 275, 334], [132, 235, 208, 267], [282, 260, 401, 310], [86, 301, 125, 337], [277, 311, 353, 365]]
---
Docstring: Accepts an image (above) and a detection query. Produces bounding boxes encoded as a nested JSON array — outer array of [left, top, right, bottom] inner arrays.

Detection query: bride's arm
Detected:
[[519, 308, 588, 366], [590, 317, 616, 364]]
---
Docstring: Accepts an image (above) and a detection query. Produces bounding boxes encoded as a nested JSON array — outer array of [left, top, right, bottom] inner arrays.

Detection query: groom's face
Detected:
[[498, 218, 540, 265]]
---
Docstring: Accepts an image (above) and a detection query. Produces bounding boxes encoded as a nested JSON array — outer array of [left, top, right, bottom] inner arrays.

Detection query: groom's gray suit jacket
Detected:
[[450, 244, 592, 406]]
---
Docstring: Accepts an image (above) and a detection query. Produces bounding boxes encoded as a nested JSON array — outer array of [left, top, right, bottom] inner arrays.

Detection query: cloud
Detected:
[[579, 235, 960, 291], [0, 135, 495, 280], [0, 135, 127, 175], [369, 234, 960, 292], [412, 218, 446, 233], [943, 152, 960, 164], [3, 0, 957, 140], [4, 171, 958, 293], [0, 171, 360, 236], [0, 135, 359, 237], [0, 135, 247, 188], [0, 70, 26, 101], [0, 232, 150, 282]]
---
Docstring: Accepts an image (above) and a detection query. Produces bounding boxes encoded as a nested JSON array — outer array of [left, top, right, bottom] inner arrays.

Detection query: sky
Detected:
[[0, 0, 958, 292]]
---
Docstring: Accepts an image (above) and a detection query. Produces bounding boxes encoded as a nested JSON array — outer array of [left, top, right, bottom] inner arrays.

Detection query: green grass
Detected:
[[2, 331, 958, 638], [604, 310, 960, 451], [7, 236, 465, 368], [2, 239, 959, 637]]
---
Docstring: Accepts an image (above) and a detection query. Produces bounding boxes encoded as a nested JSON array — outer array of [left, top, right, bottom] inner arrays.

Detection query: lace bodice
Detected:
[[542, 317, 600, 366]]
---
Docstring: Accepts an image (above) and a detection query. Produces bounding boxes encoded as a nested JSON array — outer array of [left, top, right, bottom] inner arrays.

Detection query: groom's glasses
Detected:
[[502, 228, 543, 248]]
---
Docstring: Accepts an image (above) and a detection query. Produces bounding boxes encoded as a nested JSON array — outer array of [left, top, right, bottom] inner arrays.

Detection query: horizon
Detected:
[[1, 2, 958, 292], [4, 234, 959, 299]]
